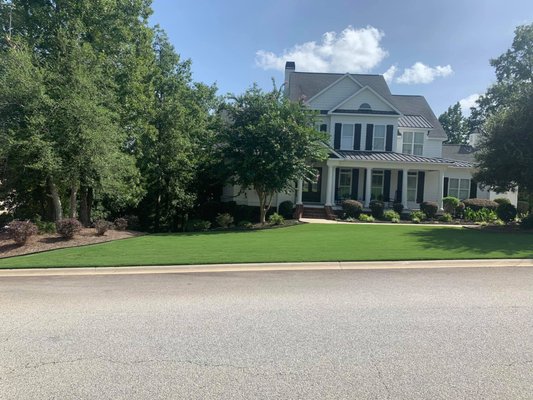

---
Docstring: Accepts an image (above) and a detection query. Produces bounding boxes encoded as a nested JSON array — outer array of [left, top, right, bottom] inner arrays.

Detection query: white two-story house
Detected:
[[224, 62, 517, 217]]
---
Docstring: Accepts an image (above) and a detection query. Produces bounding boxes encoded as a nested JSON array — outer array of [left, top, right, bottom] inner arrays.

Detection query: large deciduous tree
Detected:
[[438, 102, 469, 144], [473, 23, 533, 193], [219, 85, 328, 224]]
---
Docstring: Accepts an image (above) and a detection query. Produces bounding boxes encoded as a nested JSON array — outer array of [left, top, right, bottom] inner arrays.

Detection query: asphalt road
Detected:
[[1, 267, 532, 399]]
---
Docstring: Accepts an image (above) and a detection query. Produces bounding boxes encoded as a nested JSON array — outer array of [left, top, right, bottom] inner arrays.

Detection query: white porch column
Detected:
[[325, 164, 335, 206], [364, 167, 373, 207], [437, 169, 445, 210], [402, 168, 409, 209], [296, 179, 303, 205]]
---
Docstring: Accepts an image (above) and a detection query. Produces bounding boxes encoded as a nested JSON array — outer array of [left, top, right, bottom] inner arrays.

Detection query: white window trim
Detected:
[[448, 178, 470, 200], [340, 124, 354, 150], [407, 172, 418, 202], [338, 168, 352, 200], [371, 170, 384, 200], [373, 125, 386, 151], [402, 131, 425, 155]]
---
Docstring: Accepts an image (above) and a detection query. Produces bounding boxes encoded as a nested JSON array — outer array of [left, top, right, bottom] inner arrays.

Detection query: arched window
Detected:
[[359, 103, 372, 110]]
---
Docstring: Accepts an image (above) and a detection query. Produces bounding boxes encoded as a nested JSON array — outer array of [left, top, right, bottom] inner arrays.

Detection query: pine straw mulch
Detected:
[[0, 228, 145, 259]]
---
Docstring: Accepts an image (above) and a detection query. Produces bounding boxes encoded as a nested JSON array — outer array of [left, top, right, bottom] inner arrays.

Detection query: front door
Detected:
[[302, 167, 322, 203]]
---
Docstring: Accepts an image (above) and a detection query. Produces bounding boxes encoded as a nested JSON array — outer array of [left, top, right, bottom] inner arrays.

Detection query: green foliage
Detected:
[[420, 201, 438, 219], [218, 85, 328, 223], [342, 200, 363, 218], [34, 216, 56, 234], [369, 200, 384, 219], [520, 214, 533, 230], [268, 212, 285, 226], [463, 198, 499, 211], [392, 203, 404, 214], [383, 210, 400, 221], [438, 102, 469, 144], [439, 213, 453, 222], [215, 213, 234, 228], [493, 198, 511, 205], [55, 218, 82, 239], [411, 217, 421, 224], [7, 220, 38, 245], [184, 219, 211, 232], [411, 211, 426, 222], [456, 202, 466, 218], [278, 201, 294, 219], [237, 220, 253, 229], [517, 201, 530, 215], [464, 208, 498, 223], [358, 214, 375, 222], [496, 203, 517, 222], [443, 196, 460, 215]]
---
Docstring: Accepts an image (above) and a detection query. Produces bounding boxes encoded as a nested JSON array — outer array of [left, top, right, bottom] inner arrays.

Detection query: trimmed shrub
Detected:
[[412, 217, 421, 224], [520, 214, 533, 230], [7, 220, 38, 245], [184, 219, 211, 232], [114, 218, 128, 231], [383, 210, 400, 221], [517, 201, 529, 215], [342, 199, 363, 218], [238, 220, 253, 229], [369, 200, 385, 219], [439, 213, 453, 222], [215, 213, 234, 228], [358, 214, 375, 222], [94, 220, 112, 236], [269, 212, 285, 226], [455, 202, 465, 218], [493, 197, 511, 205], [56, 218, 82, 240], [391, 217, 400, 223], [278, 201, 294, 219], [411, 211, 426, 222], [420, 201, 438, 219], [463, 198, 498, 211], [496, 203, 517, 223], [443, 196, 460, 215], [392, 202, 404, 214]]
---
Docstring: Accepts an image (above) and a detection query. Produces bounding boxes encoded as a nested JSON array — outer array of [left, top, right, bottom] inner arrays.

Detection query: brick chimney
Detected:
[[284, 61, 295, 95]]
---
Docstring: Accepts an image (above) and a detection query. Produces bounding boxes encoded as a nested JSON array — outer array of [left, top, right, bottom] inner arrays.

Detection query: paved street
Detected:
[[1, 267, 532, 399]]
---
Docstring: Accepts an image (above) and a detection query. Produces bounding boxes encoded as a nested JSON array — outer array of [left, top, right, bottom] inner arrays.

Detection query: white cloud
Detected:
[[255, 26, 388, 73], [383, 65, 397, 83], [459, 93, 480, 115], [396, 62, 453, 84]]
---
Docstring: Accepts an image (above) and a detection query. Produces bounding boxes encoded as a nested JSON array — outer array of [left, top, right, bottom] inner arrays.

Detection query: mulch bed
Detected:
[[0, 228, 145, 259]]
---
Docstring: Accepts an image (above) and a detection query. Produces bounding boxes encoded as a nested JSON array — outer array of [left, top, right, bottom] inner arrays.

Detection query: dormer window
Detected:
[[359, 103, 372, 111]]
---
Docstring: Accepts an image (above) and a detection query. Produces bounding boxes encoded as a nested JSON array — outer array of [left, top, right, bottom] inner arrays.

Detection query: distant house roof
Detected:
[[334, 150, 473, 167], [442, 144, 477, 165], [391, 95, 447, 139], [398, 114, 433, 129]]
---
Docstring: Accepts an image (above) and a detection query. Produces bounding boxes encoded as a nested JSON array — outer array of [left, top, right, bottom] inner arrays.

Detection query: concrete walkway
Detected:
[[1, 259, 532, 277]]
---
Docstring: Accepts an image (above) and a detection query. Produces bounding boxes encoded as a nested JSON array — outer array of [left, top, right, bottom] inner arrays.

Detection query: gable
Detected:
[[333, 87, 396, 113], [307, 75, 362, 110]]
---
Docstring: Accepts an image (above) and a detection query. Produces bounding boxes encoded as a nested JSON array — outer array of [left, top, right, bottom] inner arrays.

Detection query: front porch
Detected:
[[296, 161, 446, 211]]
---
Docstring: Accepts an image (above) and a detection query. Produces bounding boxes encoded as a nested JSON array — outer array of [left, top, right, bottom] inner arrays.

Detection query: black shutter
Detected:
[[385, 125, 394, 151], [320, 124, 327, 132], [351, 169, 359, 200], [396, 170, 403, 202], [469, 180, 478, 199], [334, 168, 340, 201], [383, 170, 391, 201], [365, 124, 374, 151], [353, 124, 362, 150], [334, 123, 341, 149], [416, 171, 425, 203], [443, 177, 449, 197], [363, 169, 367, 201]]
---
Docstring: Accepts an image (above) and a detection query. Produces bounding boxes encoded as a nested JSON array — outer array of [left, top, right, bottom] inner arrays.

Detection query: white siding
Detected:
[[339, 88, 395, 112], [308, 76, 361, 110]]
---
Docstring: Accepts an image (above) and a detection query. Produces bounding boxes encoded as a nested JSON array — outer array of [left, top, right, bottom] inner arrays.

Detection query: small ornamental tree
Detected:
[[219, 85, 328, 224]]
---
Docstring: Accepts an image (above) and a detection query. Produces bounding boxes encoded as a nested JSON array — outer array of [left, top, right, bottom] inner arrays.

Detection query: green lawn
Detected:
[[1, 223, 532, 269]]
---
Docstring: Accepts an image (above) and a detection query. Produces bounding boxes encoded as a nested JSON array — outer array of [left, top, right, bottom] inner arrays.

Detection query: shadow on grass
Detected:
[[407, 227, 533, 257], [151, 223, 303, 238]]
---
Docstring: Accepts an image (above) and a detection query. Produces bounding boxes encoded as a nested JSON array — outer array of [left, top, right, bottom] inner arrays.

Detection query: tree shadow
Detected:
[[406, 227, 533, 257]]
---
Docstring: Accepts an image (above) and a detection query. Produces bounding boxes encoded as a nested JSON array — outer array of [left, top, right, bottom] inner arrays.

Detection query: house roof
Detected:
[[398, 114, 433, 129], [334, 150, 474, 167], [442, 144, 477, 164], [287, 71, 447, 140]]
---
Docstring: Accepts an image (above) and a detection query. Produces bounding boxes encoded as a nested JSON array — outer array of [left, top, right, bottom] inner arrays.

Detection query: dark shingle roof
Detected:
[[442, 144, 477, 164], [334, 150, 473, 167], [398, 114, 433, 129], [391, 95, 447, 139]]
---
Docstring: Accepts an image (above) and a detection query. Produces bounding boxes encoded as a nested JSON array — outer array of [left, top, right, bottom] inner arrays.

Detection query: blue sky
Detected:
[[151, 0, 532, 116]]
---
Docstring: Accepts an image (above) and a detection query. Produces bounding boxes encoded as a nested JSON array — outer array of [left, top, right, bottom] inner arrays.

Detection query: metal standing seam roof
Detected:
[[398, 115, 433, 129], [334, 150, 474, 167]]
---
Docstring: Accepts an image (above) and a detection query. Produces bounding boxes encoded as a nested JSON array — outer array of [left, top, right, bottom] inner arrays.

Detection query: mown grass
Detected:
[[0, 223, 532, 268]]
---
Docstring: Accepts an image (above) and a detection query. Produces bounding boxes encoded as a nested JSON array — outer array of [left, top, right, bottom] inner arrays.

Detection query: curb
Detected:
[[0, 259, 532, 277]]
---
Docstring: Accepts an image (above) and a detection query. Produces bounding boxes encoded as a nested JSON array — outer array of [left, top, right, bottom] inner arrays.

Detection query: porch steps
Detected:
[[302, 206, 327, 219]]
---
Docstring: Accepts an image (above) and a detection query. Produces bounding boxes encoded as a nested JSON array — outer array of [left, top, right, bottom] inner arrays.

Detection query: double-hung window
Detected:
[[402, 132, 424, 155], [448, 178, 470, 199], [371, 170, 384, 200], [340, 124, 354, 150], [407, 172, 418, 202], [373, 125, 386, 151], [338, 169, 352, 200]]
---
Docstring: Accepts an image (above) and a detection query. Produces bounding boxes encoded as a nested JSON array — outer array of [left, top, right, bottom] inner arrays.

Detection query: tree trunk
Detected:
[[47, 177, 62, 221], [79, 187, 89, 226], [87, 187, 93, 223], [69, 185, 78, 219], [256, 188, 274, 225]]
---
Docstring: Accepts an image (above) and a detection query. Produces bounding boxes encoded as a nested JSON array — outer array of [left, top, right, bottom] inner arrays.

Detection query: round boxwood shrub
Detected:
[[463, 198, 498, 211], [439, 213, 453, 222], [369, 200, 384, 219], [392, 202, 404, 214], [517, 201, 529, 215], [342, 199, 363, 218], [383, 210, 400, 221], [411, 210, 426, 222], [94, 220, 112, 236], [56, 218, 82, 240], [420, 201, 438, 219], [278, 201, 294, 219], [520, 214, 533, 230], [269, 212, 285, 225], [7, 220, 38, 245], [496, 203, 517, 223], [215, 213, 234, 228], [185, 219, 211, 232], [114, 217, 128, 231], [443, 196, 460, 215], [493, 197, 511, 206]]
